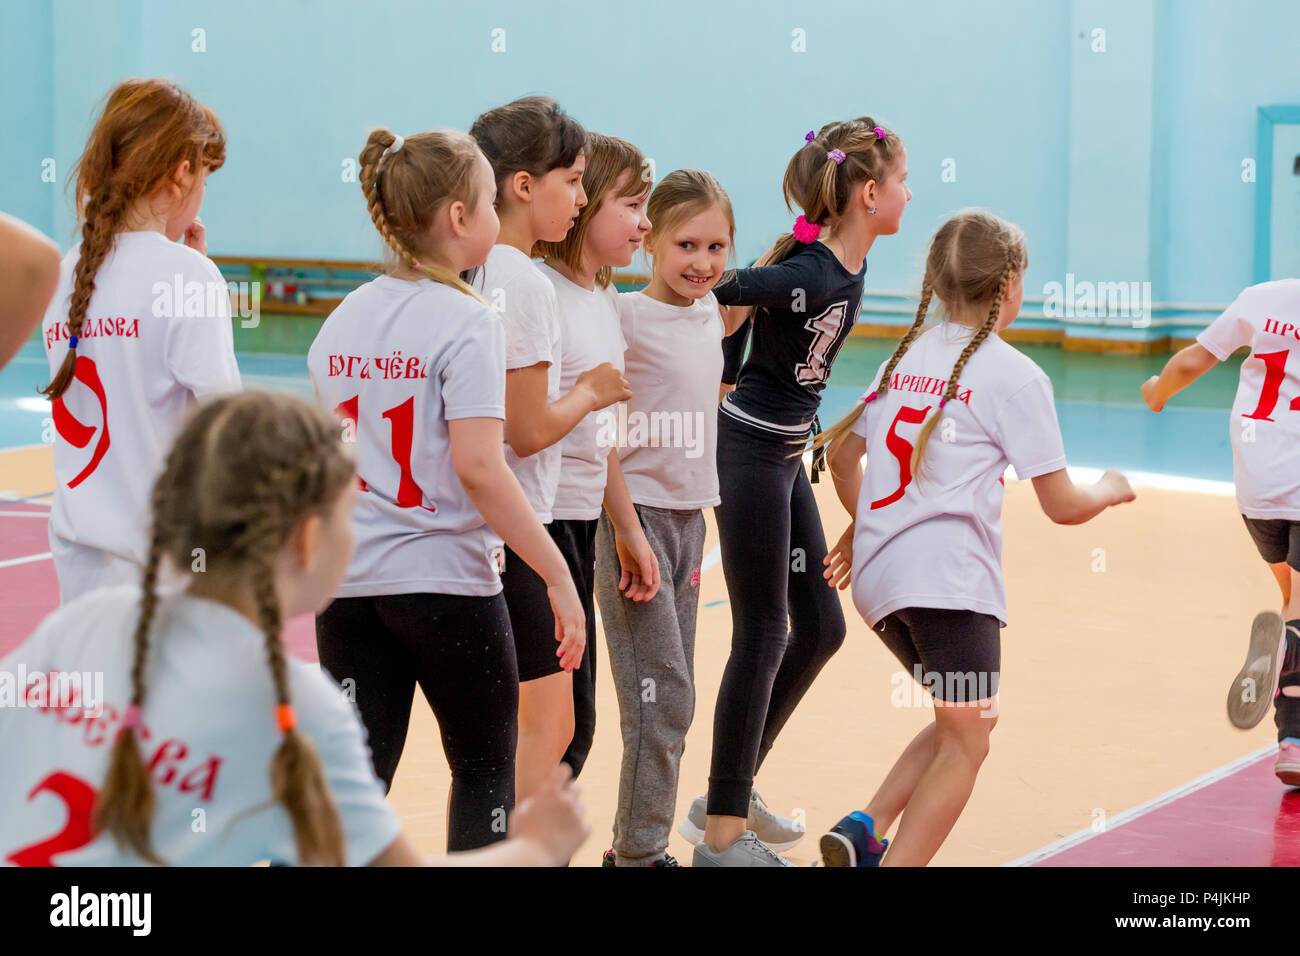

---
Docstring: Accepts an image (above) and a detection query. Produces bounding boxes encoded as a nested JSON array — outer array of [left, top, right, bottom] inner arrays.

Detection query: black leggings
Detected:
[[707, 410, 846, 817], [548, 518, 599, 779], [315, 591, 518, 851]]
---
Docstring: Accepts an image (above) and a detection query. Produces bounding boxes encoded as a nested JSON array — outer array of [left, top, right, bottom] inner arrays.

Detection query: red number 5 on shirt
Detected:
[[870, 403, 932, 510]]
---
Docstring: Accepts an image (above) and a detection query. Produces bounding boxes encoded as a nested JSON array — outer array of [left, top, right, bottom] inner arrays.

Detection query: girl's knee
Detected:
[[934, 707, 994, 762]]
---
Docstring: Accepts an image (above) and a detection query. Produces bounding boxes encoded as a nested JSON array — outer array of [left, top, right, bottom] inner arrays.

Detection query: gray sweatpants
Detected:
[[595, 505, 707, 865]]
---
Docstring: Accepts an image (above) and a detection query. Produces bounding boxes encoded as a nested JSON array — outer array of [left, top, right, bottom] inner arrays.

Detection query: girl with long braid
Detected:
[[687, 117, 909, 866], [307, 129, 584, 851], [812, 210, 1135, 867], [39, 78, 241, 604], [0, 391, 588, 865]]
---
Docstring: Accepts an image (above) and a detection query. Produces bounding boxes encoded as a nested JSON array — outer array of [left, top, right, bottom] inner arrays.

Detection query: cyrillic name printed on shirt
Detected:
[[325, 352, 431, 380], [887, 371, 974, 406], [44, 317, 142, 350]]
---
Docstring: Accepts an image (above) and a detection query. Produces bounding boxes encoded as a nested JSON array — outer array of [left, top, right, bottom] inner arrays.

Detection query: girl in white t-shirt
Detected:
[[811, 210, 1134, 867], [469, 98, 632, 804], [593, 169, 749, 866], [531, 132, 663, 782], [0, 391, 589, 866], [1142, 280, 1300, 784], [39, 78, 242, 604], [307, 129, 584, 852]]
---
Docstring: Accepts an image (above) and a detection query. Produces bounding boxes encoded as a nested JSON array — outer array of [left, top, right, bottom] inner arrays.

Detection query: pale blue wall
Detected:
[[2, 0, 1297, 327], [0, 0, 54, 235]]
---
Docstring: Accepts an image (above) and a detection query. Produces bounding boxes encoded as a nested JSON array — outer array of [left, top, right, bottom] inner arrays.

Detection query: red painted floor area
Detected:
[[1033, 753, 1300, 867], [0, 503, 319, 663]]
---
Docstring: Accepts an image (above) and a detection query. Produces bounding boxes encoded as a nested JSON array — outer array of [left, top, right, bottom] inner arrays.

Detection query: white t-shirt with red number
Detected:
[[307, 276, 507, 598], [473, 245, 563, 522], [41, 231, 242, 565], [538, 263, 627, 522], [1196, 279, 1300, 519], [850, 323, 1068, 629], [0, 586, 401, 867]]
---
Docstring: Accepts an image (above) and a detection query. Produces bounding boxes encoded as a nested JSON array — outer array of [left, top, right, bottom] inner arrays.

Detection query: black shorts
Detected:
[[872, 606, 1001, 703], [501, 541, 561, 682], [1241, 516, 1300, 572]]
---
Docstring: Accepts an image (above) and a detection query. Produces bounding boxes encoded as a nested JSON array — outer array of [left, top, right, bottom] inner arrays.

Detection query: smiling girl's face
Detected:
[[648, 203, 731, 305], [582, 170, 651, 268]]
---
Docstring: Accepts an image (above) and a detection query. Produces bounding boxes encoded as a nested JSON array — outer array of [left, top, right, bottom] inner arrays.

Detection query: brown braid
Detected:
[[358, 128, 491, 305], [41, 78, 226, 401], [910, 259, 1015, 485], [90, 522, 167, 864], [92, 392, 355, 865], [251, 545, 345, 867]]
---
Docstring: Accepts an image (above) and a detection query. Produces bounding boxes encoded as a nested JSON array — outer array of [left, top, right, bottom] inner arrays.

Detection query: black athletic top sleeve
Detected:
[[712, 240, 866, 432], [720, 319, 750, 386]]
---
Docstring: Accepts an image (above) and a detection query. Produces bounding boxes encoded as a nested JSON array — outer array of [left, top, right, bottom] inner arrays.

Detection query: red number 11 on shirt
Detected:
[[335, 394, 436, 512]]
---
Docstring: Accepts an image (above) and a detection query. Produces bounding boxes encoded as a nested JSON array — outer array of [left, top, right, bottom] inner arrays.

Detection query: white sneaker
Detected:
[[677, 789, 805, 852]]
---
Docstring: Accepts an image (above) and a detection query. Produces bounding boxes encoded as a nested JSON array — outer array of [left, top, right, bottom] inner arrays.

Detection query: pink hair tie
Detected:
[[873, 127, 887, 140], [938, 398, 947, 408], [862, 391, 878, 404], [121, 705, 141, 731], [804, 130, 816, 142], [827, 148, 846, 165], [792, 214, 821, 244]]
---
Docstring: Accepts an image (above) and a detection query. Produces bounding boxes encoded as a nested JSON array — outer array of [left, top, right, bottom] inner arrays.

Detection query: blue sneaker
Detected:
[[820, 811, 888, 867]]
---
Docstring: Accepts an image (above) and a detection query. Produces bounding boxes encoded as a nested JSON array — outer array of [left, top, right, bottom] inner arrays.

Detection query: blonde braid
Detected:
[[910, 258, 1015, 484], [359, 135, 489, 306]]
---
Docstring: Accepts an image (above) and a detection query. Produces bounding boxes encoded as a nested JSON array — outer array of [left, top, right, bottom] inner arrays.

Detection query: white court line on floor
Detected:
[[1003, 744, 1277, 867], [0, 511, 52, 517], [0, 552, 53, 570]]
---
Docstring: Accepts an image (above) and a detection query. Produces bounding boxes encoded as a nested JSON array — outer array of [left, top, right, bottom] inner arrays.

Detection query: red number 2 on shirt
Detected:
[[6, 771, 97, 866], [1243, 349, 1300, 422], [334, 394, 435, 512], [870, 403, 932, 510]]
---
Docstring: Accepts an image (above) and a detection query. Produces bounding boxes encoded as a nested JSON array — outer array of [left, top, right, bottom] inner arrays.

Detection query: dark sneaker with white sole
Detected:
[[820, 811, 889, 867]]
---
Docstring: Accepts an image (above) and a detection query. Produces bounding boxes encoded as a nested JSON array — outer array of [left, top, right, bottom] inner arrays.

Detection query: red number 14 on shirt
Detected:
[[1243, 349, 1300, 422]]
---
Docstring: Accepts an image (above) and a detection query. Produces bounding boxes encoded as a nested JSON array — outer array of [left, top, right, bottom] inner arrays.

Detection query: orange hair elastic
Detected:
[[276, 704, 297, 733]]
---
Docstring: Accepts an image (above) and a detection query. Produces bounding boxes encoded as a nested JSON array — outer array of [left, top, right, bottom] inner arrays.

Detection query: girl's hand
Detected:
[[547, 579, 586, 672], [1100, 469, 1136, 506], [576, 362, 632, 410], [823, 521, 855, 590], [183, 216, 207, 255], [615, 529, 660, 602], [718, 382, 736, 404], [1140, 375, 1164, 412], [508, 764, 590, 865]]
